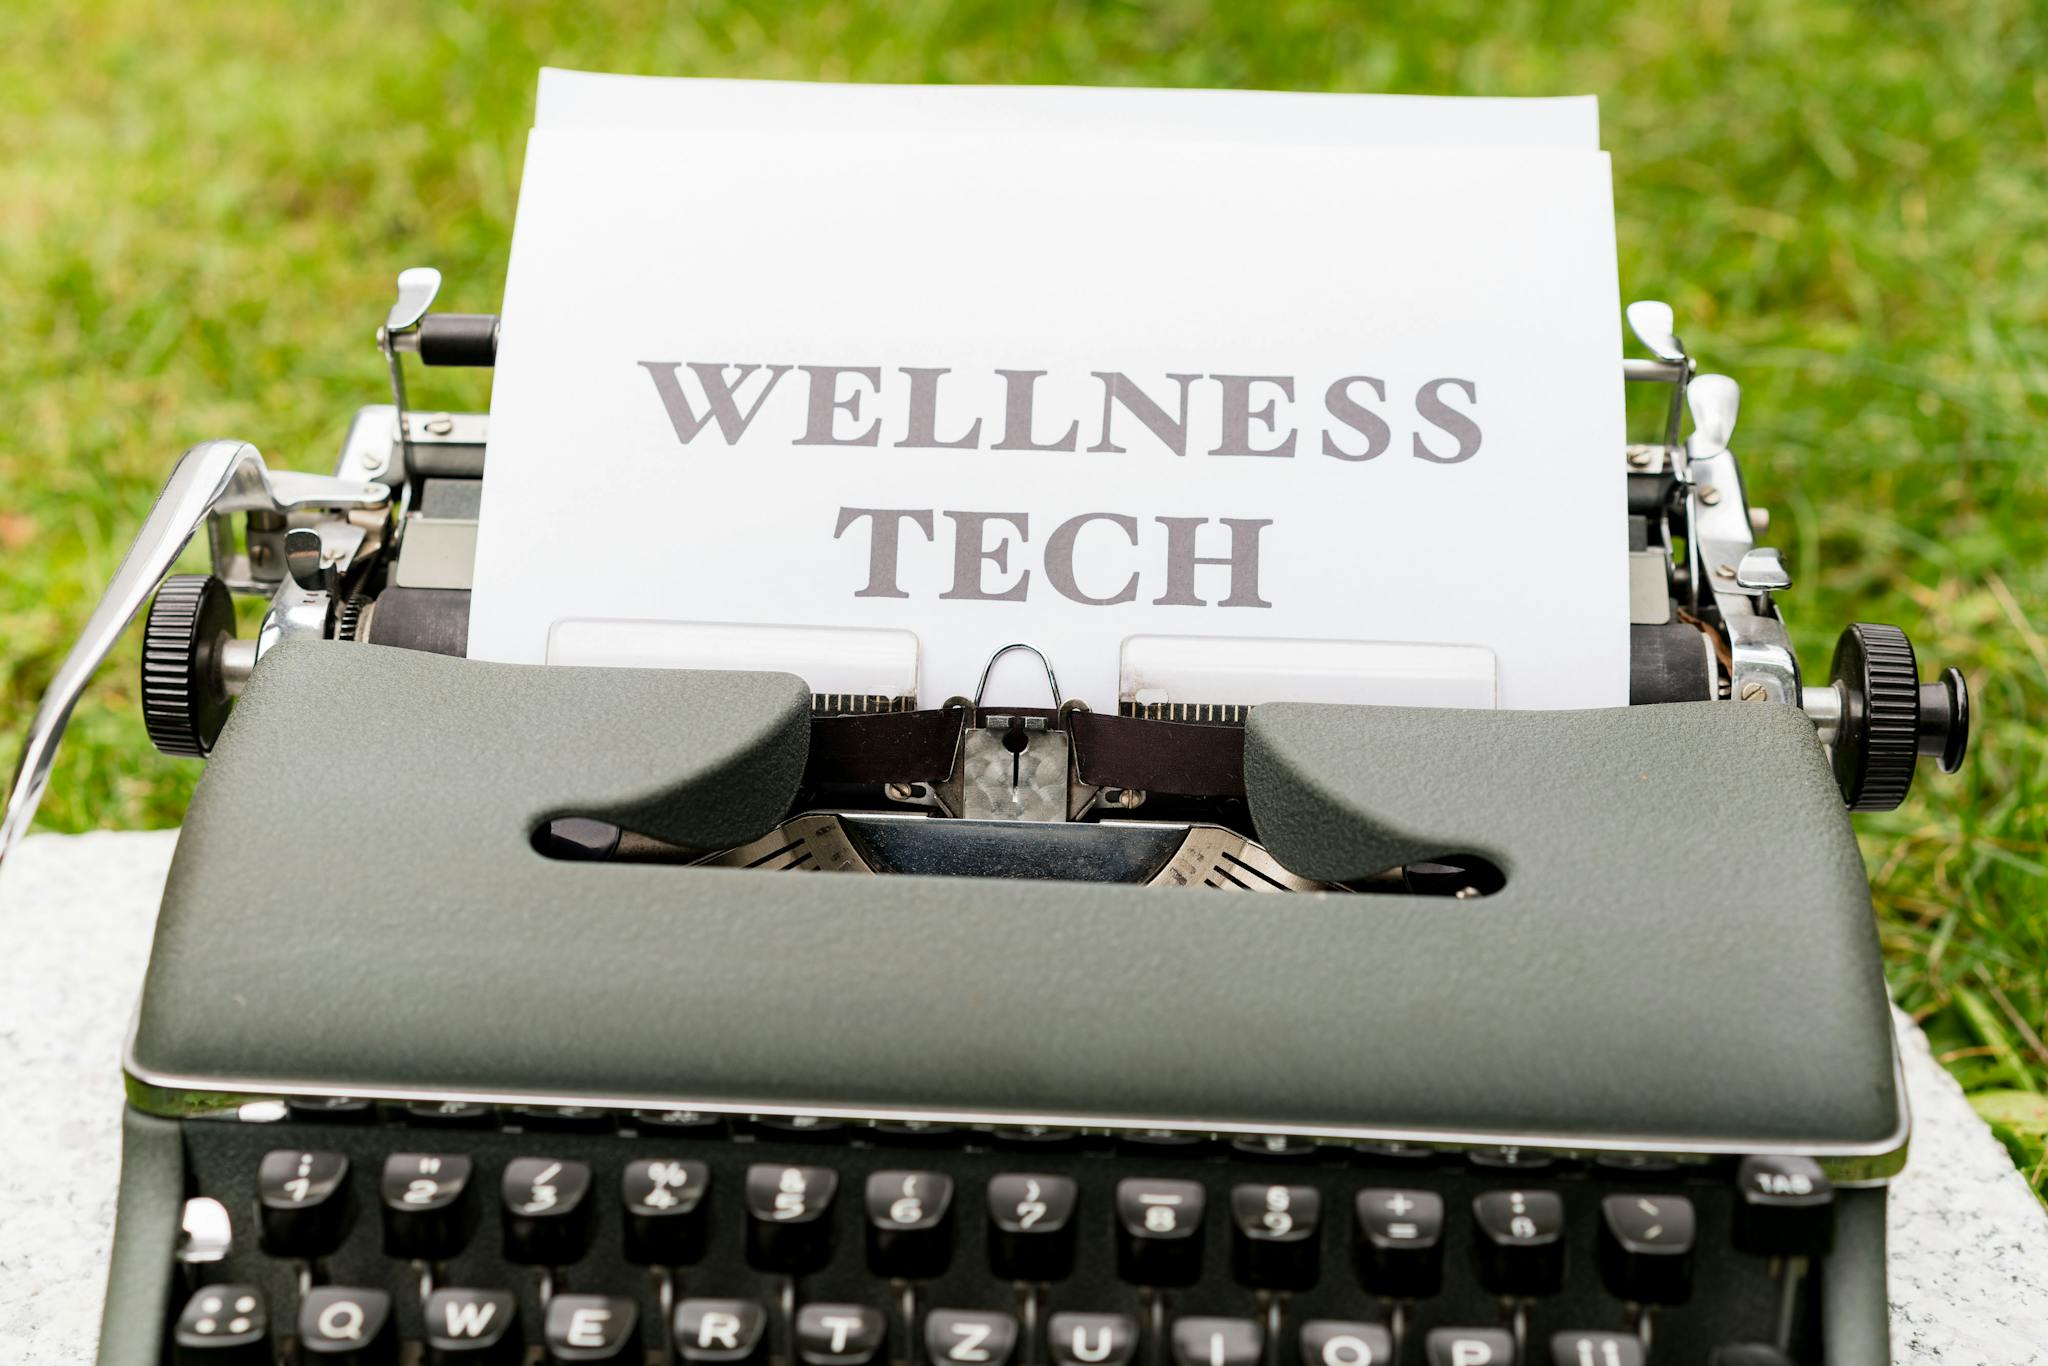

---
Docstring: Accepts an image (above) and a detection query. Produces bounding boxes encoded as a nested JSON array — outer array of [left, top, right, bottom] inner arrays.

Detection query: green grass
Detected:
[[2, 1, 2044, 1185]]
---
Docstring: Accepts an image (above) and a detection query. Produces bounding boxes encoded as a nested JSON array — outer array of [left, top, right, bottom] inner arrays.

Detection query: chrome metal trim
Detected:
[[123, 1038, 1911, 1187], [0, 440, 385, 867]]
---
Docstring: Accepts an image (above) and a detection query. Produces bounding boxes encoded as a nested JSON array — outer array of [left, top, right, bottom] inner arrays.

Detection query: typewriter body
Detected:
[[1, 277, 1973, 1366]]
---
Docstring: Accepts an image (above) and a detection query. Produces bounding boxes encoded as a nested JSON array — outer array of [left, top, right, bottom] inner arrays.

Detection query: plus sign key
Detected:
[[1353, 1189, 1444, 1298]]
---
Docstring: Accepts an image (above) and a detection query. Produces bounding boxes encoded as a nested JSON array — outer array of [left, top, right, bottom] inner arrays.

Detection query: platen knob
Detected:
[[141, 574, 236, 758], [1827, 623, 1970, 811]]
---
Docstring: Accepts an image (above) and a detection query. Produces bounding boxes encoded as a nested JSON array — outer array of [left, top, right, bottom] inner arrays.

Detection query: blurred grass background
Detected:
[[1, 1, 2043, 1186]]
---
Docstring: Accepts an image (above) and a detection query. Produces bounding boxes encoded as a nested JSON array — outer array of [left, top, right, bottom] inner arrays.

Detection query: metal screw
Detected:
[[423, 413, 455, 437], [360, 449, 387, 476], [1698, 485, 1722, 506], [884, 783, 918, 802], [1116, 788, 1147, 810], [1715, 563, 1737, 579], [1738, 680, 1770, 702], [1626, 446, 1652, 469]]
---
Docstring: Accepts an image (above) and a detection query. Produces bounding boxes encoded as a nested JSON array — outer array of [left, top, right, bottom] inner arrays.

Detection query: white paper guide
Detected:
[[469, 79, 1628, 711]]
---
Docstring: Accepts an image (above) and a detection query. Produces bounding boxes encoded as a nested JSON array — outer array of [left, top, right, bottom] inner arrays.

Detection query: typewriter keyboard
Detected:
[[163, 1110, 1839, 1366]]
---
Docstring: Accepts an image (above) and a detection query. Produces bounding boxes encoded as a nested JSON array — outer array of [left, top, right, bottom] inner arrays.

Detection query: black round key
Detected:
[[873, 1121, 957, 1147], [256, 1149, 351, 1258], [501, 1158, 594, 1266], [988, 1125, 1087, 1152], [1047, 1314, 1137, 1366], [675, 1299, 769, 1364], [1169, 1318, 1262, 1366], [1472, 1190, 1566, 1296], [1598, 1193, 1696, 1305], [513, 1106, 613, 1132], [406, 1101, 494, 1127], [1115, 1178, 1205, 1286], [988, 1173, 1079, 1282], [1594, 1154, 1680, 1178], [1231, 1134, 1325, 1161], [1467, 1146, 1557, 1172], [1352, 1188, 1444, 1299], [424, 1288, 520, 1365], [1117, 1129, 1214, 1156], [173, 1284, 268, 1365], [623, 1158, 710, 1265], [925, 1310, 1020, 1366], [288, 1097, 376, 1124], [299, 1286, 396, 1364], [1551, 1331, 1647, 1366], [1425, 1328, 1513, 1366], [380, 1153, 475, 1260], [632, 1108, 728, 1137], [1733, 1155, 1834, 1258], [865, 1170, 954, 1279], [744, 1163, 839, 1273], [752, 1115, 848, 1143], [1300, 1322, 1394, 1366], [1230, 1183, 1320, 1289], [795, 1304, 886, 1366], [544, 1295, 638, 1363]]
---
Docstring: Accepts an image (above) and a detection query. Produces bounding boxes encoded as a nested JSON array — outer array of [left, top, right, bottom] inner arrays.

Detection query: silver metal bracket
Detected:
[[1625, 299, 1696, 452], [375, 266, 442, 478], [0, 440, 386, 866], [1678, 375, 1801, 704], [934, 643, 1094, 821]]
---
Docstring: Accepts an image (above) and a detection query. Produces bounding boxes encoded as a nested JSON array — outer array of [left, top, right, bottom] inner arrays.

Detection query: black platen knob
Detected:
[[1827, 623, 1970, 811], [141, 574, 236, 758]]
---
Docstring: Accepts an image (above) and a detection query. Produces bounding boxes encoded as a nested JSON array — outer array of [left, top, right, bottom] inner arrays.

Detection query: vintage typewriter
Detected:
[[0, 273, 1973, 1366]]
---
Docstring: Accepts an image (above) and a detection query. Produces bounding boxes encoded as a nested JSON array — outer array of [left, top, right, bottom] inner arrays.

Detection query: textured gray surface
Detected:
[[1250, 700, 1895, 1146], [4, 830, 2047, 1363], [139, 657, 1894, 1151]]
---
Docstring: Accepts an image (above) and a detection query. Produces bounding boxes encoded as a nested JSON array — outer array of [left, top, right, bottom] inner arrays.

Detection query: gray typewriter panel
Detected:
[[130, 642, 1897, 1162]]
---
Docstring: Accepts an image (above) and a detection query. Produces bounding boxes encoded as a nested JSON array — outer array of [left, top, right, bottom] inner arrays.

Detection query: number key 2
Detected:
[[380, 1153, 474, 1260]]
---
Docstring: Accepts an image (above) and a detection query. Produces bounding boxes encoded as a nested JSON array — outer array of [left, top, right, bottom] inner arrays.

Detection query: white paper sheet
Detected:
[[535, 68, 1600, 150], [469, 124, 1627, 711]]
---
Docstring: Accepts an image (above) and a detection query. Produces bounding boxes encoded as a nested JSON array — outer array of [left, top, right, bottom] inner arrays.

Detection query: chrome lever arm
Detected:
[[0, 440, 386, 866]]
